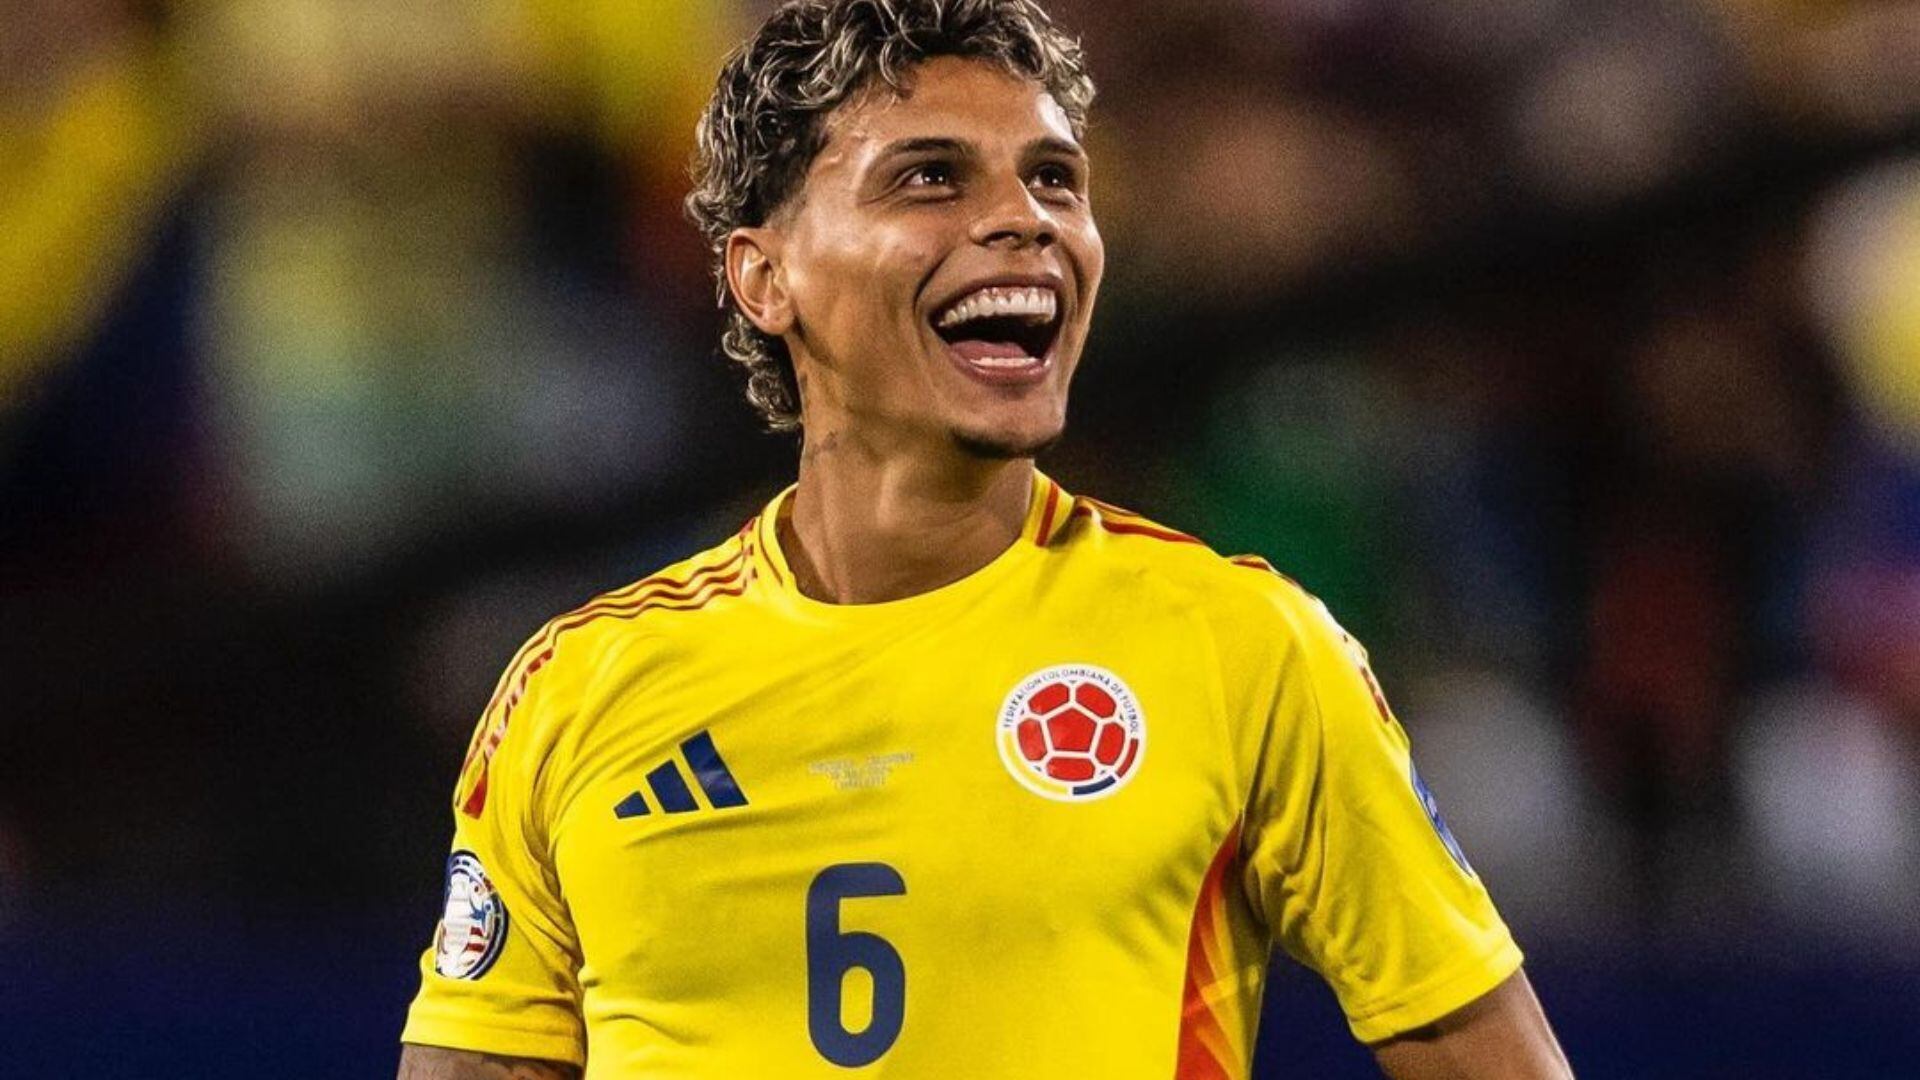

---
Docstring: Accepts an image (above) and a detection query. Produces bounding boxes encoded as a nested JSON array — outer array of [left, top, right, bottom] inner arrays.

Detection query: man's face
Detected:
[[769, 56, 1104, 458]]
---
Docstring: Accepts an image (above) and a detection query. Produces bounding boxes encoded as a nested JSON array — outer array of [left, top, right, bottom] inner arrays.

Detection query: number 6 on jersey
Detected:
[[806, 863, 907, 1067]]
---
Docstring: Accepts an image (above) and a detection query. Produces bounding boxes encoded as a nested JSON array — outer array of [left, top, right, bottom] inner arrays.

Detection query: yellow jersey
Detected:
[[402, 472, 1522, 1077]]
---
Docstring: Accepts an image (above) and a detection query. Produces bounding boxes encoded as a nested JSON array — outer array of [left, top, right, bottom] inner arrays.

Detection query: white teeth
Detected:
[[936, 285, 1059, 329]]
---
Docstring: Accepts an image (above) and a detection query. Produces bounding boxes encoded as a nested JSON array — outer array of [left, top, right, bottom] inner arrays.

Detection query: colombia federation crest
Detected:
[[434, 850, 509, 980], [997, 664, 1145, 801]]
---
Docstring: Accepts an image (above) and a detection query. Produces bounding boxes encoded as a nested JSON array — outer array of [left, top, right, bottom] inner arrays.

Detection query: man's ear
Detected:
[[725, 227, 794, 337]]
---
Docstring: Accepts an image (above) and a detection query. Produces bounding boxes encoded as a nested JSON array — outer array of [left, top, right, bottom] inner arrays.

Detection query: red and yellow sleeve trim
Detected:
[[454, 534, 754, 817], [1226, 553, 1306, 592], [1068, 495, 1209, 548]]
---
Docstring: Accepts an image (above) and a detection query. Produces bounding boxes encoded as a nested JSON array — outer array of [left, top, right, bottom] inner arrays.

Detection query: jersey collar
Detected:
[[747, 470, 1071, 617]]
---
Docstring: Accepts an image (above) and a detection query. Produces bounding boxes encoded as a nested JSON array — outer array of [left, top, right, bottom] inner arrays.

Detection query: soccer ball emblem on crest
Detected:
[[997, 664, 1145, 801]]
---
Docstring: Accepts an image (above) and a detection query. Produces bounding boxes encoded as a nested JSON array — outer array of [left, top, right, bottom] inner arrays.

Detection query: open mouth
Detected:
[[931, 285, 1063, 371]]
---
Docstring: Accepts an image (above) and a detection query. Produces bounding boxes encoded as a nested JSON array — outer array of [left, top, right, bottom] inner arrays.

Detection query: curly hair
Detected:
[[687, 0, 1095, 432]]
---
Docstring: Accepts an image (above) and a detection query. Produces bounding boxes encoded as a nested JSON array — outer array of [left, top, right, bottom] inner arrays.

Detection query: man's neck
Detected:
[[780, 429, 1034, 605]]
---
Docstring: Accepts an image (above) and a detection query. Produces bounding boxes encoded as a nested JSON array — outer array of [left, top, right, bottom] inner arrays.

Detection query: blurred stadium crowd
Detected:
[[3, 0, 1919, 1074]]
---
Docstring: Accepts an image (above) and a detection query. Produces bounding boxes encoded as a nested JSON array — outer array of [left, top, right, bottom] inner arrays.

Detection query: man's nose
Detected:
[[969, 175, 1056, 249]]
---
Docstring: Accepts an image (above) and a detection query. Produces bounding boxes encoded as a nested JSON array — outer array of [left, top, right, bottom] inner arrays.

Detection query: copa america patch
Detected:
[[433, 851, 509, 979], [1411, 764, 1477, 878], [997, 664, 1146, 801]]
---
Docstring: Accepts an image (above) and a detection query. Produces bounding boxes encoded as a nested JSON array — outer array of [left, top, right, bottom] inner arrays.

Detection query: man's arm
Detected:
[[397, 1044, 581, 1080], [1372, 969, 1574, 1080]]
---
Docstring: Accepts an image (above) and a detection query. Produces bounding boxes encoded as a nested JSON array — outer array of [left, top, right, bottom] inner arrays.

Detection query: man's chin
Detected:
[[950, 424, 1064, 461]]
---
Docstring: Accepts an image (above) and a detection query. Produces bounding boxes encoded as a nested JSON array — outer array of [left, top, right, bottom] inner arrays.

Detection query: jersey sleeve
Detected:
[[1240, 588, 1523, 1044], [401, 628, 588, 1066]]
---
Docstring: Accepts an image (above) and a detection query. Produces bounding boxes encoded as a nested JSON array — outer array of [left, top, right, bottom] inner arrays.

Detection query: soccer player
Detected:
[[398, 1, 1575, 1077]]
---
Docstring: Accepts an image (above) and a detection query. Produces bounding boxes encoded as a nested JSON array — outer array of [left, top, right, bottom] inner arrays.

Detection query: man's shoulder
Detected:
[[452, 523, 764, 818], [1051, 492, 1321, 623], [514, 523, 761, 682]]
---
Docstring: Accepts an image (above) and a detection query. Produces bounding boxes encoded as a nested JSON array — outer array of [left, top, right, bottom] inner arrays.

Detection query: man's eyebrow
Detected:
[[875, 136, 975, 159], [1027, 136, 1088, 161], [870, 135, 1088, 161]]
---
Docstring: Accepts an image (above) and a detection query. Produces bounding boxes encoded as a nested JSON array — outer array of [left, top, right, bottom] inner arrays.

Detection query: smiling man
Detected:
[[397, 2, 1574, 1078]]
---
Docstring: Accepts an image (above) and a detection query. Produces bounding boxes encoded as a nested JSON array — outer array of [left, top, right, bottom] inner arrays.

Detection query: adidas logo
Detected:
[[615, 731, 749, 818]]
